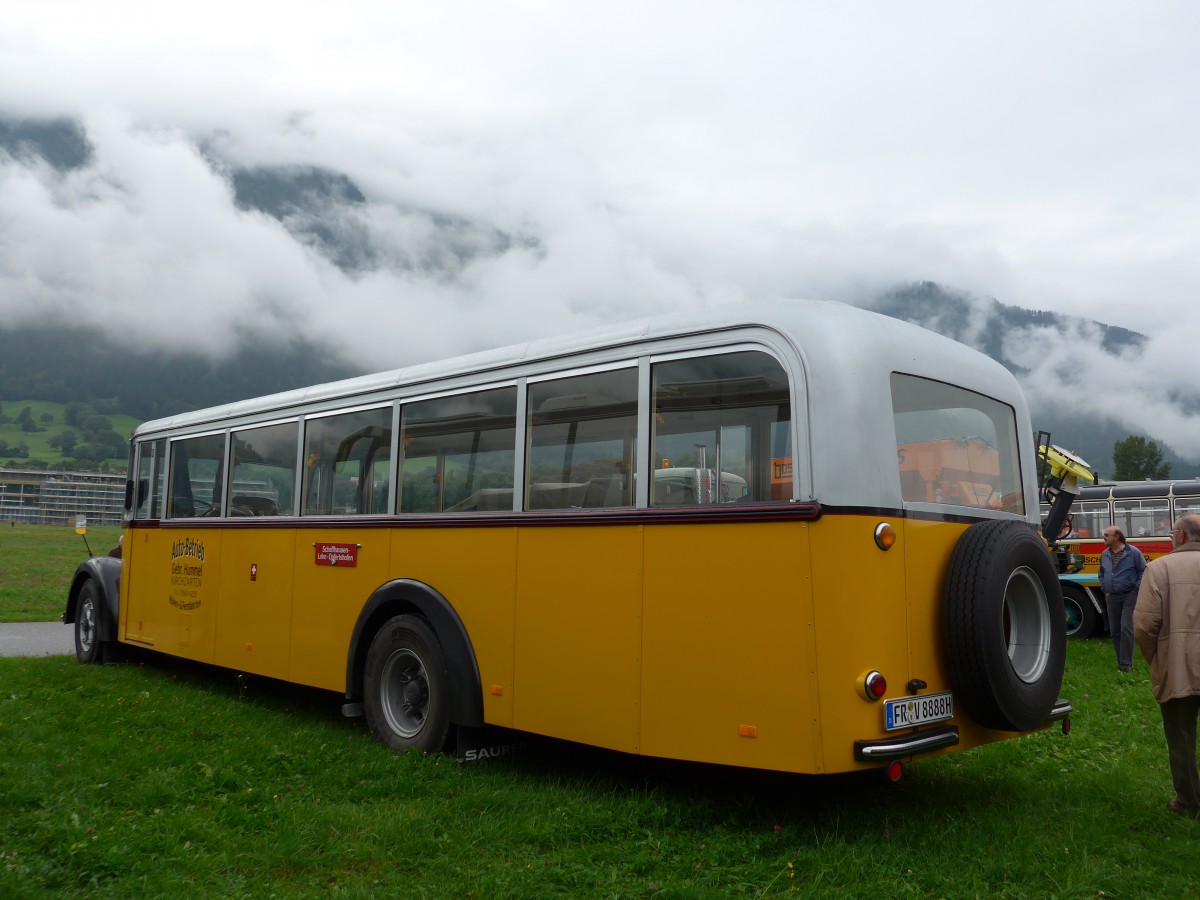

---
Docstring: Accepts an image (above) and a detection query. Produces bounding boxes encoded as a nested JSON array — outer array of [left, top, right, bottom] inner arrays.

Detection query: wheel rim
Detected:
[[380, 648, 430, 739], [1002, 565, 1051, 684], [1063, 596, 1083, 636], [78, 596, 96, 653]]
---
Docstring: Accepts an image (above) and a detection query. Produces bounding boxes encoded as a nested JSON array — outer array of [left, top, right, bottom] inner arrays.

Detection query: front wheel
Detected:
[[74, 580, 101, 664], [363, 615, 451, 753], [1062, 583, 1099, 639]]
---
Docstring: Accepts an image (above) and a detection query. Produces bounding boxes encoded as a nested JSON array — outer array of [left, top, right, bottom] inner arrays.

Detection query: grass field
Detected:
[[2, 527, 1198, 896], [0, 525, 124, 622]]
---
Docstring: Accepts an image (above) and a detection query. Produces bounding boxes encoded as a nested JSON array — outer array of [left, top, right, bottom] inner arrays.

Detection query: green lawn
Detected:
[[3, 527, 1198, 896], [0, 524, 123, 622]]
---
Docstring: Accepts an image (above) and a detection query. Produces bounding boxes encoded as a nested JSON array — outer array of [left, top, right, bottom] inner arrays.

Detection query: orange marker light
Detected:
[[738, 724, 758, 738], [874, 522, 896, 550]]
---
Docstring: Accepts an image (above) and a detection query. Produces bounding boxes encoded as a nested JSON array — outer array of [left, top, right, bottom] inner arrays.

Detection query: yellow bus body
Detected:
[[65, 299, 1069, 778], [119, 511, 1017, 774]]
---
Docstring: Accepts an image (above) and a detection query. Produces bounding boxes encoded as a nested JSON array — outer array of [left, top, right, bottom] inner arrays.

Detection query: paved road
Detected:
[[0, 621, 74, 658]]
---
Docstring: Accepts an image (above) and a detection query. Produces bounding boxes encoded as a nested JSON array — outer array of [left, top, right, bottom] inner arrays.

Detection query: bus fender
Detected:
[[942, 519, 1066, 732], [63, 557, 122, 643], [346, 579, 484, 728]]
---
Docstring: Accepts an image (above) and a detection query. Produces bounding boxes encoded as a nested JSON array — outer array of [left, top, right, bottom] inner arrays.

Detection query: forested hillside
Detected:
[[0, 323, 358, 421]]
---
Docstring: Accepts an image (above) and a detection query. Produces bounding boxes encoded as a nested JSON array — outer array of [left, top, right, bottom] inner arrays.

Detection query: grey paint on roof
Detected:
[[135, 298, 1034, 515]]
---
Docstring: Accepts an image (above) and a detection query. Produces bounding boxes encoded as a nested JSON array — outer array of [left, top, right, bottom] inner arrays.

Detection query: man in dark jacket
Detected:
[[1134, 515, 1200, 818], [1100, 526, 1147, 672]]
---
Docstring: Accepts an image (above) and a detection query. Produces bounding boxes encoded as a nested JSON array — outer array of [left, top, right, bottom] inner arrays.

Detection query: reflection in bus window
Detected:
[[1176, 499, 1200, 519], [651, 351, 792, 505], [167, 433, 226, 518], [1114, 498, 1170, 538], [401, 387, 517, 513], [526, 369, 636, 510], [1070, 500, 1110, 539], [891, 374, 1023, 513], [302, 407, 393, 515], [228, 422, 297, 516]]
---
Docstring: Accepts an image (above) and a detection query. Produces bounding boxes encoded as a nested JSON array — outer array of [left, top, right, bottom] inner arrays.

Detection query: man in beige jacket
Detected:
[[1134, 514, 1200, 818]]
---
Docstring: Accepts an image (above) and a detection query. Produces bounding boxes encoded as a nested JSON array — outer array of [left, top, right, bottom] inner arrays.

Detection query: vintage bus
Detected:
[[1050, 479, 1200, 638], [65, 299, 1069, 779]]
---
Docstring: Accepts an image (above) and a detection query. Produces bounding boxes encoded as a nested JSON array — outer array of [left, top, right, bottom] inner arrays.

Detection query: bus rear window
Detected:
[[891, 374, 1024, 513]]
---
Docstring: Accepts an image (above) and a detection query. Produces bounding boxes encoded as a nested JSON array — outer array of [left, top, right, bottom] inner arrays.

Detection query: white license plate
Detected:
[[885, 691, 954, 731]]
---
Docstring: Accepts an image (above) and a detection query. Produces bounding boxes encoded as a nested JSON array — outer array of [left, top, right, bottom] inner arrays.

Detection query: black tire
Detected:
[[363, 615, 451, 753], [1061, 583, 1099, 639], [74, 580, 101, 664], [943, 520, 1066, 732]]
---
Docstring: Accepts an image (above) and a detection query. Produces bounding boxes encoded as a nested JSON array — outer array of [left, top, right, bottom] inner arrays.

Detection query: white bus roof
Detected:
[[139, 299, 1014, 430], [135, 298, 1032, 513]]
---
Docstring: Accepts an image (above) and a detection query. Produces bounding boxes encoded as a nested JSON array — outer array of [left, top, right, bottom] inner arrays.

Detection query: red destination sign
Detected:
[[314, 543, 359, 567]]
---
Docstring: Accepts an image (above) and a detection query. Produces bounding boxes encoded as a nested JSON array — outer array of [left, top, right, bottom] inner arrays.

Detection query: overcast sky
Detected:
[[1, 3, 1198, 453]]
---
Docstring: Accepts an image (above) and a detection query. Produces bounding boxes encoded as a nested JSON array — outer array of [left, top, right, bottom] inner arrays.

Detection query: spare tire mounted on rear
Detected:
[[943, 519, 1066, 732]]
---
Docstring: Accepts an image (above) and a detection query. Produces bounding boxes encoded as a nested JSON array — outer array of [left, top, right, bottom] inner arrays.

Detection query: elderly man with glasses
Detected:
[[1134, 515, 1200, 819]]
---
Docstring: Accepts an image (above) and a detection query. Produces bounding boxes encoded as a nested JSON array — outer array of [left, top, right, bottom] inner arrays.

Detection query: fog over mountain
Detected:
[[2, 105, 1197, 476]]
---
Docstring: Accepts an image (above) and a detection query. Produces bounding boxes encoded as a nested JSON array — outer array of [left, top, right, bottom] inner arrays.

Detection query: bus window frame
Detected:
[[301, 403, 396, 517], [165, 428, 229, 519], [524, 362, 639, 511], [889, 372, 1026, 518], [399, 383, 521, 514], [652, 348, 792, 508], [226, 417, 301, 518]]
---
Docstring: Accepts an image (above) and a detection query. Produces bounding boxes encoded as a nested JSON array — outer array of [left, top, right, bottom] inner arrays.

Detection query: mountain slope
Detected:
[[0, 324, 357, 422]]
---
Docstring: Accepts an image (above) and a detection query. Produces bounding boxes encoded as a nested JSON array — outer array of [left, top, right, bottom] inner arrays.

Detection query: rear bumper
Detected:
[[1048, 698, 1073, 720], [852, 698, 1072, 763], [853, 725, 959, 762]]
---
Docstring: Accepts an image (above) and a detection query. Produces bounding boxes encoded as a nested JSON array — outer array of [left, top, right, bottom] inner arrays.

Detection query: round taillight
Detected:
[[874, 522, 896, 550], [887, 760, 904, 783], [863, 670, 887, 701]]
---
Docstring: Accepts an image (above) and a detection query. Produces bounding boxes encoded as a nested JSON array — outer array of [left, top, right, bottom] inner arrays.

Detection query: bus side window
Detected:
[[1114, 498, 1168, 538], [167, 433, 226, 518], [228, 422, 297, 516], [526, 370, 637, 510], [134, 438, 167, 519], [651, 350, 792, 505], [401, 387, 517, 514], [302, 408, 393, 516], [1075, 501, 1108, 540]]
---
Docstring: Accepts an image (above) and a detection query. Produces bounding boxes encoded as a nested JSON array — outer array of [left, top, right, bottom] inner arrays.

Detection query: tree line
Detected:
[[1110, 434, 1171, 481]]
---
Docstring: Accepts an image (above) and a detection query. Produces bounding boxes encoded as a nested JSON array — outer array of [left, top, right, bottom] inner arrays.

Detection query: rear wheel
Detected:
[[74, 581, 100, 664], [363, 615, 451, 753], [1062, 583, 1099, 639], [943, 520, 1066, 732]]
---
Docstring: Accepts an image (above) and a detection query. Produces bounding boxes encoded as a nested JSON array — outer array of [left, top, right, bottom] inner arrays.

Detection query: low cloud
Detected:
[[1, 3, 1198, 461]]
